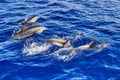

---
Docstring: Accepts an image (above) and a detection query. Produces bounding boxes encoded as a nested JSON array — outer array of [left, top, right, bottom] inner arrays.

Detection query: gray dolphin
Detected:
[[75, 41, 94, 50], [12, 25, 47, 40], [45, 36, 71, 47], [45, 36, 95, 50], [20, 15, 39, 25]]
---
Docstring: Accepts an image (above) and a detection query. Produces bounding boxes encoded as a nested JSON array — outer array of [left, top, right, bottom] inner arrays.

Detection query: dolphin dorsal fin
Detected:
[[62, 35, 65, 40], [88, 41, 95, 48], [19, 25, 28, 31]]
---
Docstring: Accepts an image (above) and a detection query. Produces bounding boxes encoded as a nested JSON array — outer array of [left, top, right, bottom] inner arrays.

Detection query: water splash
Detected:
[[23, 39, 51, 56], [50, 47, 76, 62]]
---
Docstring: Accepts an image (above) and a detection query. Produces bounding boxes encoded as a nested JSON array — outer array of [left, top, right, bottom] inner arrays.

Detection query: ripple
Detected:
[[104, 64, 120, 70]]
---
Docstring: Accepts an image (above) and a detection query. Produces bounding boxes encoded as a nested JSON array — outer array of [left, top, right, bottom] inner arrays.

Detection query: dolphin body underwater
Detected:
[[12, 15, 47, 40], [20, 15, 39, 25], [75, 41, 94, 50]]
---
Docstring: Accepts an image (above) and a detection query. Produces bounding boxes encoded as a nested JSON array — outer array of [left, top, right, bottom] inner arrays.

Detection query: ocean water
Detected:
[[0, 0, 120, 80]]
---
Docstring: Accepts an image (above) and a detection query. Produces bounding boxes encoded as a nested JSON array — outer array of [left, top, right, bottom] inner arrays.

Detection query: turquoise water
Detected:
[[0, 0, 120, 80]]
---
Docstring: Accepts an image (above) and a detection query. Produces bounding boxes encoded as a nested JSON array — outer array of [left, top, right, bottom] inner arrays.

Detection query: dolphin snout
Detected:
[[44, 27, 48, 30], [12, 35, 20, 40]]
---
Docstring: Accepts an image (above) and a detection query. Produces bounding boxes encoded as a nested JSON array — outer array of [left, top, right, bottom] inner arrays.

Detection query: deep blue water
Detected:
[[0, 0, 120, 80]]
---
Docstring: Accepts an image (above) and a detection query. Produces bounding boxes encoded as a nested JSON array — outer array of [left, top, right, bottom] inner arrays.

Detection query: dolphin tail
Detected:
[[43, 40, 48, 43], [43, 39, 51, 44], [19, 19, 26, 25]]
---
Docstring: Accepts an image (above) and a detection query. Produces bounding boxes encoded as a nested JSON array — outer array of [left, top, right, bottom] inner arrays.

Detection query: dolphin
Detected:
[[75, 41, 94, 50], [12, 25, 47, 40], [45, 36, 71, 47], [20, 15, 39, 25]]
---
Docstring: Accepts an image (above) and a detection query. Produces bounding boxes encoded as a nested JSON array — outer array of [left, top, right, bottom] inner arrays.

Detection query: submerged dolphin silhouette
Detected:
[[12, 25, 47, 40], [75, 41, 94, 50], [45, 36, 71, 47], [20, 15, 39, 25]]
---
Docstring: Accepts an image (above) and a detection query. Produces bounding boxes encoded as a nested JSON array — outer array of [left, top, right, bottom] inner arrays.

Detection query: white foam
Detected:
[[23, 42, 51, 56], [50, 47, 76, 61]]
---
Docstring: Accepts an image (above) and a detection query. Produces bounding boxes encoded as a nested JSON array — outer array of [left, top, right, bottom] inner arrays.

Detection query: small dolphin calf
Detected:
[[75, 41, 94, 50], [12, 25, 47, 40], [45, 36, 70, 47], [20, 15, 39, 25]]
